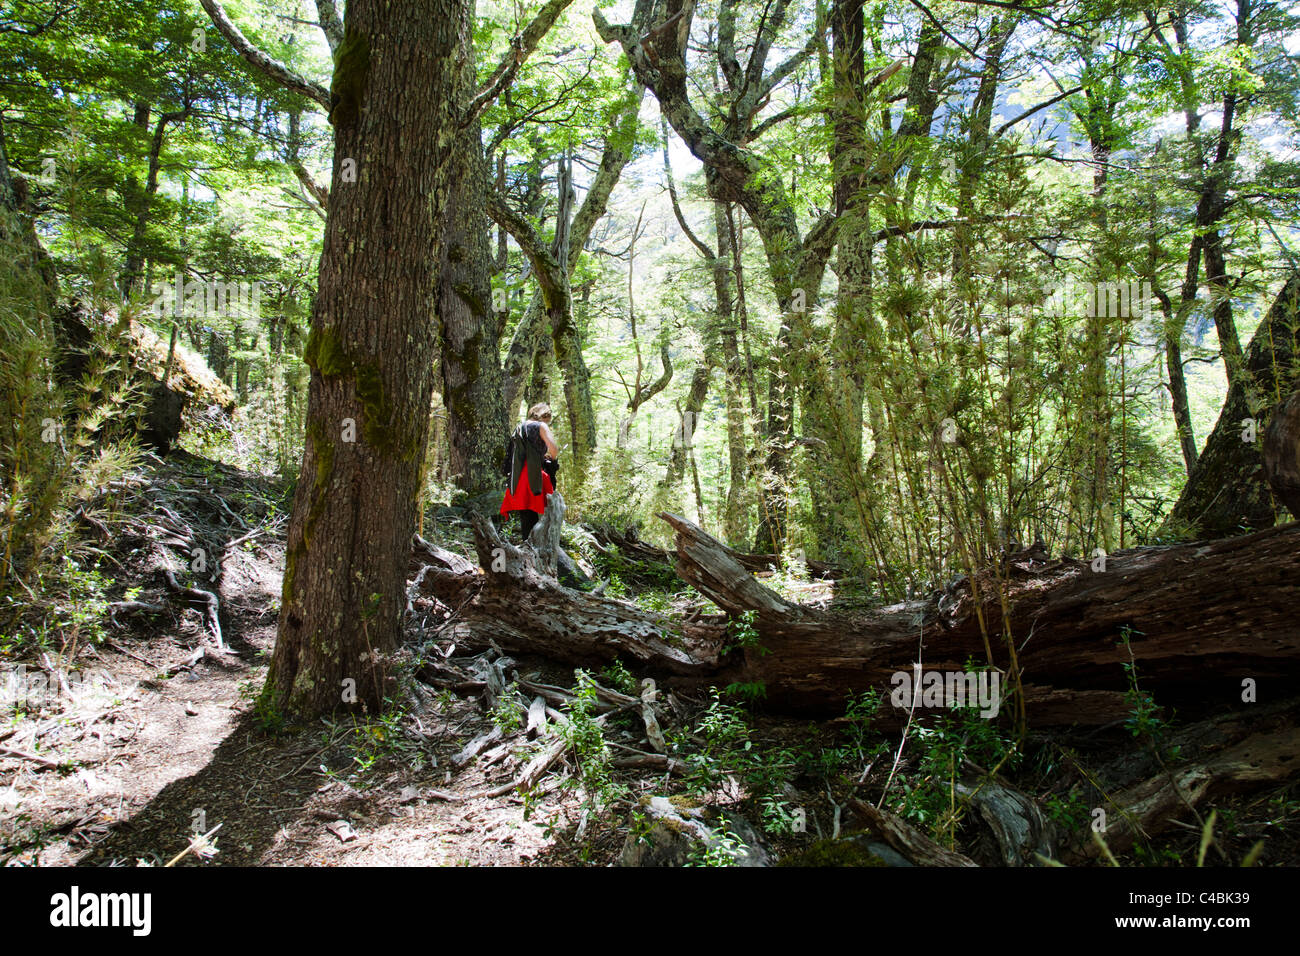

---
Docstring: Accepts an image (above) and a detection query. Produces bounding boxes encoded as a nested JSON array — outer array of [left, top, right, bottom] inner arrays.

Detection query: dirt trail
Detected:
[[0, 459, 612, 867]]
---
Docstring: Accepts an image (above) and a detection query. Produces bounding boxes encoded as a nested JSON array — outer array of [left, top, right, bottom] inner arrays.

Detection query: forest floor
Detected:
[[2, 452, 1298, 867]]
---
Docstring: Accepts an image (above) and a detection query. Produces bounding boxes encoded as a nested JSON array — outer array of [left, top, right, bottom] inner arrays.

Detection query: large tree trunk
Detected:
[[439, 13, 507, 508], [0, 112, 57, 311], [1262, 387, 1300, 519], [268, 0, 463, 718], [1161, 273, 1300, 538], [657, 512, 1300, 725], [410, 508, 1300, 728]]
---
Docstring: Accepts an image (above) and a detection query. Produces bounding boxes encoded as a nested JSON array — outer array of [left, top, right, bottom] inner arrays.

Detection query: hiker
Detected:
[[500, 403, 560, 541]]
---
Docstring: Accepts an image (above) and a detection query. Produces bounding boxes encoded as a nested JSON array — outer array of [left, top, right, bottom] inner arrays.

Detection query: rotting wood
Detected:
[[403, 511, 1300, 727], [848, 797, 979, 867]]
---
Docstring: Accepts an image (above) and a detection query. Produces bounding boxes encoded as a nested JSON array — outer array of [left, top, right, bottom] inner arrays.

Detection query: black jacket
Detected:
[[503, 421, 547, 496]]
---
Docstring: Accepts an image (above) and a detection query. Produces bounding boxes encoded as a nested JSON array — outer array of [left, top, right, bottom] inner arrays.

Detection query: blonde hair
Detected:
[[527, 403, 553, 422]]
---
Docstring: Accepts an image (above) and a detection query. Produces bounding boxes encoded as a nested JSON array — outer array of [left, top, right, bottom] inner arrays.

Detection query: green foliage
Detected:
[[599, 659, 636, 696], [489, 686, 525, 734], [675, 688, 751, 794], [1044, 789, 1090, 834], [686, 825, 749, 867], [557, 670, 622, 813], [724, 609, 767, 656], [312, 697, 428, 785], [893, 704, 1019, 840], [759, 792, 803, 837], [248, 682, 286, 735], [632, 588, 673, 613], [1118, 626, 1178, 760], [724, 681, 767, 704]]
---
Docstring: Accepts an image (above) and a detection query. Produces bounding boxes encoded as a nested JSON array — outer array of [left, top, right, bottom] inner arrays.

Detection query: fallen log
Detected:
[[847, 798, 978, 867], [657, 512, 1300, 725], [408, 510, 724, 675], [402, 511, 1300, 727], [1067, 724, 1300, 862]]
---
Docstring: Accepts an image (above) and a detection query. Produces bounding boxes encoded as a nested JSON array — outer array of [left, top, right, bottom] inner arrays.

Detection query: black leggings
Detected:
[[518, 509, 539, 540]]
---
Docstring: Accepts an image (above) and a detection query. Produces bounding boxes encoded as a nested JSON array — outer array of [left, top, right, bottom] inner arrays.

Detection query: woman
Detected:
[[499, 403, 560, 541]]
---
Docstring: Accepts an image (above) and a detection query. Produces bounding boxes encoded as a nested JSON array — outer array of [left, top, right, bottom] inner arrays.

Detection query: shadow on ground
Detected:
[[76, 713, 327, 866]]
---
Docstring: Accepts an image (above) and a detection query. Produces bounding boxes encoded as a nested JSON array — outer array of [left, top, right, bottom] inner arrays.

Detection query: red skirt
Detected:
[[500, 464, 553, 515]]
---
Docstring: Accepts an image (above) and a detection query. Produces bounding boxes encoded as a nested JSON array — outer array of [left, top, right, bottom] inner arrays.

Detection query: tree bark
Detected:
[[439, 13, 507, 507], [268, 0, 463, 718], [1262, 387, 1300, 519], [1162, 273, 1300, 538]]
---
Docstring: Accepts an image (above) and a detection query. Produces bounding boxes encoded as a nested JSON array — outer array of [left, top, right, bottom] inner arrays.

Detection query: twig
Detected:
[[105, 641, 161, 669], [0, 745, 62, 769], [163, 823, 222, 867], [877, 630, 924, 809]]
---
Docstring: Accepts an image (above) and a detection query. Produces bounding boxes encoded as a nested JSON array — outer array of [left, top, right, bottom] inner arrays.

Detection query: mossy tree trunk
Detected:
[[796, 0, 881, 564], [1161, 273, 1300, 539], [267, 0, 463, 718], [713, 205, 750, 548], [439, 10, 507, 508]]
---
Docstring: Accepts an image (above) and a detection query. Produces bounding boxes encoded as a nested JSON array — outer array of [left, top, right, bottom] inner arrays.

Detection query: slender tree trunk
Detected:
[[710, 204, 748, 546], [122, 108, 187, 299], [753, 319, 794, 555], [1163, 300, 1199, 473], [662, 359, 712, 489], [267, 0, 463, 718], [1203, 226, 1243, 381]]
